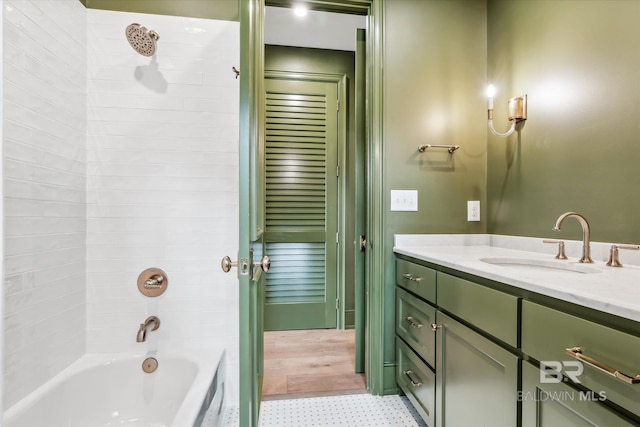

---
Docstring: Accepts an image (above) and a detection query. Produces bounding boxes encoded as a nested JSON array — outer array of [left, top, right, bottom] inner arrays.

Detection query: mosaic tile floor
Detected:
[[222, 394, 427, 427]]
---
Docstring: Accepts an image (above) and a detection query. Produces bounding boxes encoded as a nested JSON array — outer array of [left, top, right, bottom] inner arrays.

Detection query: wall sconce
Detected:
[[487, 84, 527, 137]]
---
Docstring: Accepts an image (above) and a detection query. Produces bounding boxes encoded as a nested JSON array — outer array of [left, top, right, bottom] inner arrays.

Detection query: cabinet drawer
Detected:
[[396, 287, 436, 367], [396, 259, 436, 303], [397, 338, 435, 427], [522, 361, 636, 427], [437, 272, 518, 347], [522, 301, 640, 418]]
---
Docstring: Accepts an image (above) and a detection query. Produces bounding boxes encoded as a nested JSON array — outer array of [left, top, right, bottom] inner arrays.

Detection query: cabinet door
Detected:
[[522, 362, 636, 427], [435, 312, 518, 427]]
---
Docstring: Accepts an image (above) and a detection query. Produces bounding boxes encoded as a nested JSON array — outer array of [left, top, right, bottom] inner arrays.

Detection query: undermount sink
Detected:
[[479, 257, 601, 274]]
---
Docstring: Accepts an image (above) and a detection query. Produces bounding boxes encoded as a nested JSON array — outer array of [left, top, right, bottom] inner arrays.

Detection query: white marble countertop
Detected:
[[394, 234, 640, 323]]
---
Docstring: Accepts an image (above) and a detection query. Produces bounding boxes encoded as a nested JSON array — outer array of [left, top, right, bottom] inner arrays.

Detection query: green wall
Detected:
[[382, 0, 640, 393], [264, 45, 358, 327], [381, 0, 488, 389], [486, 0, 640, 244]]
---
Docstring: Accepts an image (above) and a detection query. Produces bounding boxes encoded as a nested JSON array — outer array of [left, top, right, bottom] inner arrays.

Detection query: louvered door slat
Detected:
[[265, 87, 328, 232], [265, 242, 326, 303]]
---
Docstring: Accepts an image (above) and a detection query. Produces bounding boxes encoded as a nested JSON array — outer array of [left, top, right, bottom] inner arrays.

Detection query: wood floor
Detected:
[[262, 329, 366, 400]]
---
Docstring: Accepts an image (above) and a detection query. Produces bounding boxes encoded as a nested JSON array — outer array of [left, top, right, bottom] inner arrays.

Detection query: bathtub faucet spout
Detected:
[[136, 316, 160, 342]]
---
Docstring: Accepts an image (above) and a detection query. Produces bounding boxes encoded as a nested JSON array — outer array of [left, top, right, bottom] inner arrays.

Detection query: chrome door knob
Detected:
[[254, 255, 271, 273], [221, 255, 269, 275], [221, 256, 237, 273]]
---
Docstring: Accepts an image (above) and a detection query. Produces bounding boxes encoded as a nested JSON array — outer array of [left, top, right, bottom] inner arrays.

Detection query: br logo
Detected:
[[540, 361, 584, 384]]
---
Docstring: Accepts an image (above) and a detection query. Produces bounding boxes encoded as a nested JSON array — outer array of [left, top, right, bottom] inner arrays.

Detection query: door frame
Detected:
[[243, 0, 386, 398], [365, 0, 385, 395], [354, 27, 366, 373]]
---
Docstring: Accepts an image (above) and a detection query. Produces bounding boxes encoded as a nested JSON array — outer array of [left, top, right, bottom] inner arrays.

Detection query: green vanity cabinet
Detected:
[[395, 257, 520, 427], [521, 362, 636, 427], [394, 253, 640, 426], [435, 311, 519, 427]]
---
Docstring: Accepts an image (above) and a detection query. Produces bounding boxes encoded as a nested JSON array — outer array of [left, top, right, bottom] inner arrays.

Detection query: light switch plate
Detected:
[[467, 200, 480, 221], [391, 190, 418, 211]]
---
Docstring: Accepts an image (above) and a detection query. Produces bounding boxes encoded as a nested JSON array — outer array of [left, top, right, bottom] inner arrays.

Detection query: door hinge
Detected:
[[336, 232, 340, 244], [336, 165, 340, 177], [336, 298, 340, 310]]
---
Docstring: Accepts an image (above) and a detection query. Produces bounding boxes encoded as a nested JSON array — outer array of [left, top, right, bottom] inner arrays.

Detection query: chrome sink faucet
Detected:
[[553, 212, 593, 263], [136, 316, 160, 342]]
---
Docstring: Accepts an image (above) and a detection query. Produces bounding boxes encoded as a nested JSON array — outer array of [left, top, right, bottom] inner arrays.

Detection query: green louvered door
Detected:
[[264, 73, 339, 330]]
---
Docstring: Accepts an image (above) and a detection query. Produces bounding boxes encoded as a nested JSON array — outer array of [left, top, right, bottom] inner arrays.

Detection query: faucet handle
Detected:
[[606, 245, 640, 267], [543, 239, 568, 260]]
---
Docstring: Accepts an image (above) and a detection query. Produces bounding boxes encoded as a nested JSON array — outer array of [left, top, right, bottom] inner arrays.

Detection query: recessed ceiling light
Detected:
[[293, 5, 308, 17]]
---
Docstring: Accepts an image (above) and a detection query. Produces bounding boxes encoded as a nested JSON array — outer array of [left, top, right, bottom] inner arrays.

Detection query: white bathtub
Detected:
[[3, 349, 226, 427]]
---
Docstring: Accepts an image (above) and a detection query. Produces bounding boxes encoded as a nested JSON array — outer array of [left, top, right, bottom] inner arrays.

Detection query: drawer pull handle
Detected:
[[404, 316, 423, 329], [431, 323, 441, 332], [402, 273, 422, 282], [565, 347, 640, 385], [403, 370, 423, 387]]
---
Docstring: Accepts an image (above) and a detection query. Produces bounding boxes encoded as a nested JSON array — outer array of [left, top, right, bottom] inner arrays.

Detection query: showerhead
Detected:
[[125, 23, 159, 57]]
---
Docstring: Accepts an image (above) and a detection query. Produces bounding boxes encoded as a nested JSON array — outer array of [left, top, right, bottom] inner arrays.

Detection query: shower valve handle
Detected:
[[144, 275, 164, 288]]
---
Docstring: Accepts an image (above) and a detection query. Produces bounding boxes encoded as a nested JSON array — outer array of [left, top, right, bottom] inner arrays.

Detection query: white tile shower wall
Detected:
[[86, 10, 240, 403], [2, 0, 87, 409]]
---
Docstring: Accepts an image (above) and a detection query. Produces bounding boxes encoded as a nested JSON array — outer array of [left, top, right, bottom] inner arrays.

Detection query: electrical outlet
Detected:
[[390, 190, 418, 211], [467, 200, 480, 221]]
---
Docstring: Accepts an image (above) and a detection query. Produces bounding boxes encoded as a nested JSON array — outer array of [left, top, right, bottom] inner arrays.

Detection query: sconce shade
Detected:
[[508, 95, 527, 122]]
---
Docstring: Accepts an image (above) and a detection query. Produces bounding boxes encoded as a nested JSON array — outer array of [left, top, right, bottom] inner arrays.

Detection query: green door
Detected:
[[263, 73, 340, 331], [237, 1, 265, 426]]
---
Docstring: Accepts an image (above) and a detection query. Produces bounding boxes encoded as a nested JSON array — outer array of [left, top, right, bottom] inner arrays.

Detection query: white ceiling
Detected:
[[264, 6, 367, 52]]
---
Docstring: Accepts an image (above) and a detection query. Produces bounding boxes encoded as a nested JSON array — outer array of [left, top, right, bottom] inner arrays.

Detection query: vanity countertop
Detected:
[[394, 234, 640, 323]]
